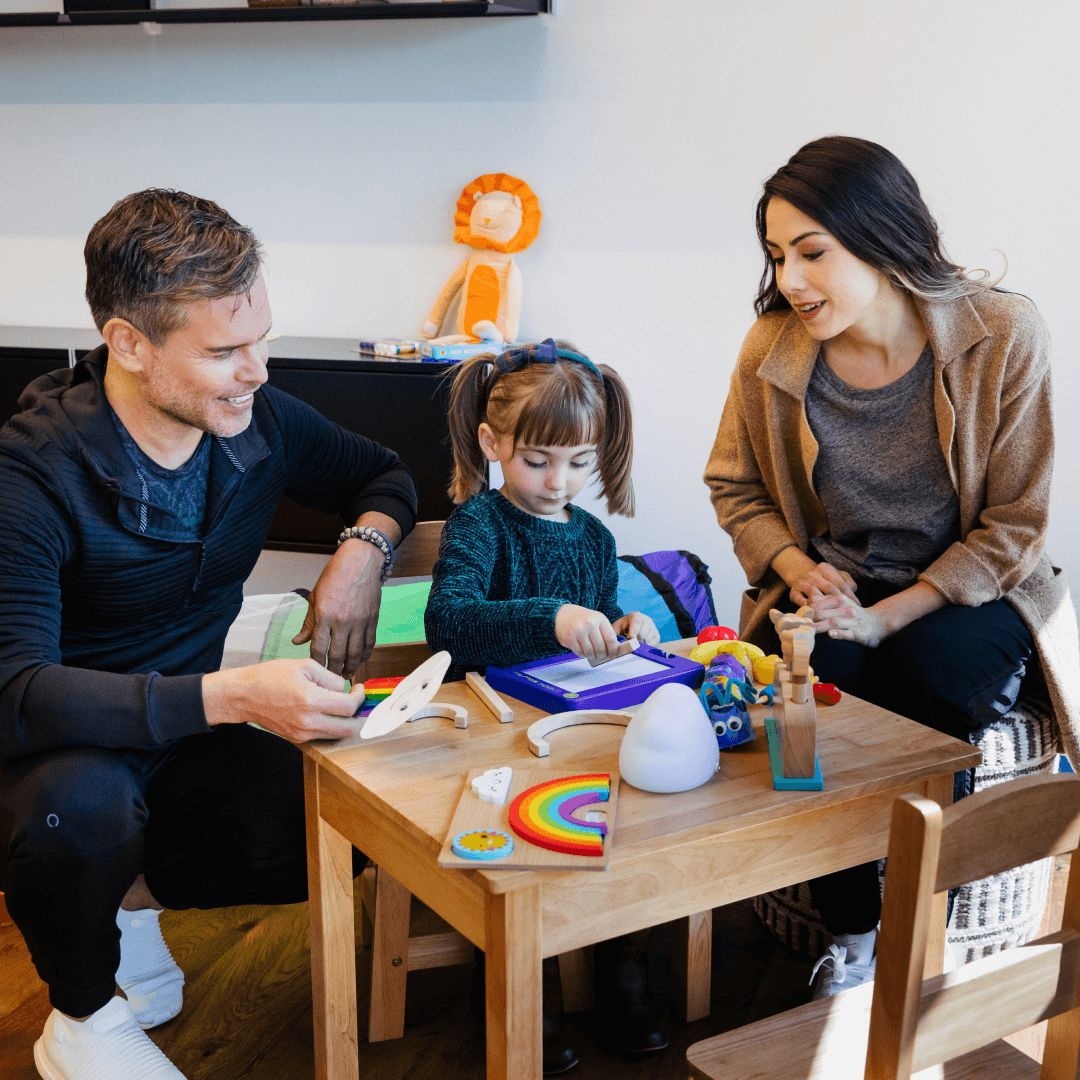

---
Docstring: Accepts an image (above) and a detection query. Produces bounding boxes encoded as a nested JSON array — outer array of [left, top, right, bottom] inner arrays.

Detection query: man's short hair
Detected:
[[84, 189, 263, 345]]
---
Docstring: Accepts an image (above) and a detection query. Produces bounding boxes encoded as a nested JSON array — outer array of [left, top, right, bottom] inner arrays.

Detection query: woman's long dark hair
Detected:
[[754, 136, 995, 315]]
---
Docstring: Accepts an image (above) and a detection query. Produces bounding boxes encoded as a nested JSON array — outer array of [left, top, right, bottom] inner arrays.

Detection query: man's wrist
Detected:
[[337, 525, 394, 580]]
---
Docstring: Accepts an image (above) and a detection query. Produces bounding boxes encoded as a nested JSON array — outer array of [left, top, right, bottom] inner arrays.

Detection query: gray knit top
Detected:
[[424, 489, 623, 679], [806, 344, 960, 586]]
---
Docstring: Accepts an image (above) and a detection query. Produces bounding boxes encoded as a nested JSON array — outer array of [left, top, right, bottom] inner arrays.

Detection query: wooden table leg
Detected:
[[305, 756, 360, 1080], [485, 886, 542, 1080], [672, 909, 713, 1021], [367, 867, 412, 1042]]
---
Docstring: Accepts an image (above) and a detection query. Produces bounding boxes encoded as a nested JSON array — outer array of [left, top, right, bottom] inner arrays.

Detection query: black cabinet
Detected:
[[0, 346, 74, 425], [265, 338, 457, 553], [0, 329, 461, 554]]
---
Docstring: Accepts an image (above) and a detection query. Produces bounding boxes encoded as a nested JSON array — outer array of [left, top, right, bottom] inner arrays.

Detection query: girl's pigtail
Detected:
[[446, 355, 495, 503], [595, 364, 635, 517]]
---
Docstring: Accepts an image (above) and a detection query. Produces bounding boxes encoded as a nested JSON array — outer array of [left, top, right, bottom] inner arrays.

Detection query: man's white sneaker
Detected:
[[116, 908, 185, 1029], [33, 996, 186, 1079], [809, 929, 877, 999]]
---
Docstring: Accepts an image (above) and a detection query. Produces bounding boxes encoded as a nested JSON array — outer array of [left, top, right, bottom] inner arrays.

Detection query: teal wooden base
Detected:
[[765, 715, 824, 791]]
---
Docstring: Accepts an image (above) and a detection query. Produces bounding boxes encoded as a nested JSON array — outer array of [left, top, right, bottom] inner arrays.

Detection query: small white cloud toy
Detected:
[[471, 766, 513, 806]]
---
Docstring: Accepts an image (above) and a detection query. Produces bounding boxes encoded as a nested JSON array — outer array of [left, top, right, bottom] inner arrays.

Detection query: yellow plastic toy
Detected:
[[689, 638, 766, 674], [421, 172, 542, 346]]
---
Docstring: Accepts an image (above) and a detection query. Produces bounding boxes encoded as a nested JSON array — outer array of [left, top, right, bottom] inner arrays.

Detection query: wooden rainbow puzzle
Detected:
[[507, 773, 610, 858], [439, 767, 620, 870]]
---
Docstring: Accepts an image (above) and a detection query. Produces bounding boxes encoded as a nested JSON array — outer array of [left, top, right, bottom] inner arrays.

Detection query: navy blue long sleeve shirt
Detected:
[[0, 346, 417, 757]]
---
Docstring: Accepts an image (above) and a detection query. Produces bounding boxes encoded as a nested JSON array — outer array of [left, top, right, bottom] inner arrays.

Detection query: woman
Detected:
[[704, 135, 1080, 997]]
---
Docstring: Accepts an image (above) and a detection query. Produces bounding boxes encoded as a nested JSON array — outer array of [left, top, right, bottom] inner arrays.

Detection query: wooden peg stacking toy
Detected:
[[765, 607, 823, 790]]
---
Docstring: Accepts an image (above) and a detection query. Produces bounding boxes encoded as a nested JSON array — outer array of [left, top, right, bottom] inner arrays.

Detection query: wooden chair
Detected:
[[686, 772, 1080, 1079]]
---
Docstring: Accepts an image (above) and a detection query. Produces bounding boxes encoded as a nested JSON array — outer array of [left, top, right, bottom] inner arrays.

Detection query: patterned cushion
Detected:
[[752, 688, 1059, 962]]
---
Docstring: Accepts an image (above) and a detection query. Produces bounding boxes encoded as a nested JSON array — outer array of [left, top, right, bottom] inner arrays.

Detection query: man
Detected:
[[0, 190, 418, 1079]]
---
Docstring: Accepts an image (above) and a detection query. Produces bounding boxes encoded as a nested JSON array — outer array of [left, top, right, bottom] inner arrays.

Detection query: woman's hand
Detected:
[[810, 592, 887, 648], [790, 563, 858, 608], [812, 580, 947, 649], [555, 604, 620, 663], [771, 547, 858, 608]]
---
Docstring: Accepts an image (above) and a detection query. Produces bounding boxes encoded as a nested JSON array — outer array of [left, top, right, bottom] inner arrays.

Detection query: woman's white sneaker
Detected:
[[809, 929, 877, 999], [33, 996, 186, 1079]]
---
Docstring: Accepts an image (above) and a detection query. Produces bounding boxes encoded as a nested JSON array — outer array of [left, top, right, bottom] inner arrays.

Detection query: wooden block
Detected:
[[764, 717, 824, 791], [465, 670, 514, 723], [779, 697, 817, 779]]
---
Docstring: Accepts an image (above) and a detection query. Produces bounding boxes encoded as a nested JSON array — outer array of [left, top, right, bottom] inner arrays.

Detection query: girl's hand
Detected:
[[809, 592, 887, 648], [555, 604, 620, 663], [613, 612, 660, 646], [789, 561, 859, 608]]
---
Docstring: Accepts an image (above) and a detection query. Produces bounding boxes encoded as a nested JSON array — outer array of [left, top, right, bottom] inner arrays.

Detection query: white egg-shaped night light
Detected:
[[619, 682, 719, 793]]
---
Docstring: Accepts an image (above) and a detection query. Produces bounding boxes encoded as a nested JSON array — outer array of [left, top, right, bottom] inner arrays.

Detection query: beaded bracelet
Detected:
[[337, 525, 394, 580]]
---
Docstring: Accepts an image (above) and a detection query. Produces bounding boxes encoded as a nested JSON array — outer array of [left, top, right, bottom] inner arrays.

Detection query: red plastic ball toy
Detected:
[[696, 625, 738, 644], [812, 682, 842, 706]]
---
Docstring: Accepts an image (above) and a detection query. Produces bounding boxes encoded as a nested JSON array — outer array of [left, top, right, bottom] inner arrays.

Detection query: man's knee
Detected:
[[1, 747, 146, 859]]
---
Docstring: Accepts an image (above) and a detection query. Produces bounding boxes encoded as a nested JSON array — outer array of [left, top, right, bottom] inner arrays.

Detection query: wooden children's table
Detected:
[[302, 640, 981, 1080]]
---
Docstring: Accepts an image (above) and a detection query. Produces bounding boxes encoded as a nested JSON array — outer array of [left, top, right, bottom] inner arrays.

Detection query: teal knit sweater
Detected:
[[425, 489, 623, 679]]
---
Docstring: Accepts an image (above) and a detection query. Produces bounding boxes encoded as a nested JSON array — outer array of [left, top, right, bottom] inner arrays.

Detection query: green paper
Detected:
[[261, 582, 432, 662]]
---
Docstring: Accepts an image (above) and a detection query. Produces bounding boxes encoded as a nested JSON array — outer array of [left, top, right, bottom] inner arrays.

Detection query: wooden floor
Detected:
[[1, 860, 1062, 1079]]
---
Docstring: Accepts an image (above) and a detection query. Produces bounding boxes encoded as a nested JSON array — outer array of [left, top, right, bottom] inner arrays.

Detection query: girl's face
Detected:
[[764, 198, 893, 343], [478, 424, 597, 521]]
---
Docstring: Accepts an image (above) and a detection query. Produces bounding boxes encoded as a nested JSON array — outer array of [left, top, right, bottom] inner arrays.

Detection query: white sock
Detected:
[[34, 996, 186, 1080], [831, 928, 877, 965], [115, 907, 185, 1030]]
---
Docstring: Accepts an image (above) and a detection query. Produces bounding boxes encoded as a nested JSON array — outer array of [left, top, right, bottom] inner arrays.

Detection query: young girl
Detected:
[[426, 337, 659, 676], [425, 338, 666, 1072]]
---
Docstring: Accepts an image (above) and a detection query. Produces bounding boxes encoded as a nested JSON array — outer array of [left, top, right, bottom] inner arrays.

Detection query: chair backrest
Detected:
[[358, 519, 443, 680], [866, 772, 1080, 1079], [390, 519, 443, 580]]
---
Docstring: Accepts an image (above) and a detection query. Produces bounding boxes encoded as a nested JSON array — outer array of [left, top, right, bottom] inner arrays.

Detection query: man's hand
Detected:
[[292, 537, 386, 679], [203, 658, 367, 743]]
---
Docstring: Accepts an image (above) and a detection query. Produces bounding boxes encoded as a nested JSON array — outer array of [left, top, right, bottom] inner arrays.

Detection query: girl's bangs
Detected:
[[512, 380, 602, 448]]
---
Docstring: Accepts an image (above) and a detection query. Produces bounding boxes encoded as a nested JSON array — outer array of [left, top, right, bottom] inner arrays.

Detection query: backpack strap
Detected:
[[677, 549, 719, 627], [618, 553, 698, 639]]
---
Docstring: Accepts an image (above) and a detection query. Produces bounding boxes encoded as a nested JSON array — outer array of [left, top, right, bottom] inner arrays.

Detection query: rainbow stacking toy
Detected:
[[507, 773, 611, 857]]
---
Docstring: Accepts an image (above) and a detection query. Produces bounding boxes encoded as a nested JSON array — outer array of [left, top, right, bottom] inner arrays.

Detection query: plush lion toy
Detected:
[[421, 172, 542, 345]]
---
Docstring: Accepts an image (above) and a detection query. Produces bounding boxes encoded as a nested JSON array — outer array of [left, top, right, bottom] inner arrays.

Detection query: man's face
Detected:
[[138, 276, 272, 440]]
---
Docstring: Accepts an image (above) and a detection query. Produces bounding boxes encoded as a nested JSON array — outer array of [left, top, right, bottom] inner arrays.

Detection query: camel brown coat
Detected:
[[705, 289, 1080, 765]]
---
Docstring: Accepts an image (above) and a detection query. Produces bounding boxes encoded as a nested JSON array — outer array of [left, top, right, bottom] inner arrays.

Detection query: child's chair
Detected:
[[686, 771, 1080, 1079]]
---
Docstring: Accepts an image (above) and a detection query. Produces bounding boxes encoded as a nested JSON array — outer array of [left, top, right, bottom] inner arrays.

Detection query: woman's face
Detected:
[[764, 198, 892, 342]]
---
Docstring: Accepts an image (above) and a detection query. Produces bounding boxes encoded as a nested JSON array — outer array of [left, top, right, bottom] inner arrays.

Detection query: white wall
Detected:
[[1, 0, 1078, 619]]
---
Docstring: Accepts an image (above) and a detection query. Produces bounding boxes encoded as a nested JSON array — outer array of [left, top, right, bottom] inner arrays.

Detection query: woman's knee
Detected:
[[889, 604, 1031, 710]]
